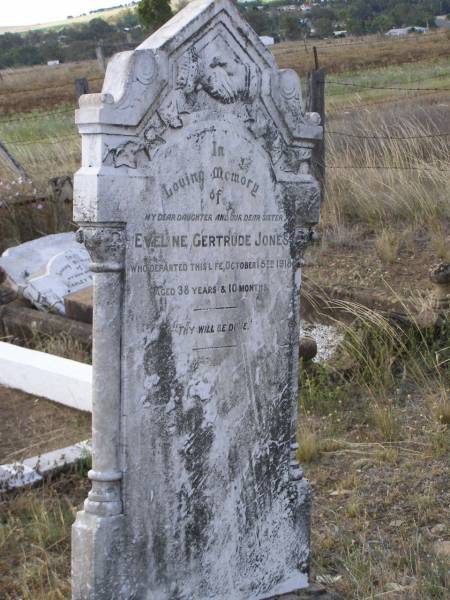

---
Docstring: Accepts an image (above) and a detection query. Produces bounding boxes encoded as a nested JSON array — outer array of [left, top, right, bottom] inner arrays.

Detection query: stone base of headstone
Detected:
[[64, 286, 93, 324], [72, 511, 125, 599]]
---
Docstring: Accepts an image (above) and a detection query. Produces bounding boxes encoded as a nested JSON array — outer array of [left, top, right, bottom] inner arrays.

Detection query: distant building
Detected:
[[385, 27, 409, 37], [277, 5, 300, 12], [259, 35, 275, 46], [333, 30, 347, 38], [386, 26, 428, 36], [301, 3, 312, 12], [436, 16, 450, 29], [47, 60, 60, 67]]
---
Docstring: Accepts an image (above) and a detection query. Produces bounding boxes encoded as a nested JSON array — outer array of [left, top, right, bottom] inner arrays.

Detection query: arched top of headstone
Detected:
[[77, 0, 321, 147]]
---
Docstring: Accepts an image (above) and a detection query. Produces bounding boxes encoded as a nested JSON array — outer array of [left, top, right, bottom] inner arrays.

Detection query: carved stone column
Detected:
[[72, 223, 126, 600]]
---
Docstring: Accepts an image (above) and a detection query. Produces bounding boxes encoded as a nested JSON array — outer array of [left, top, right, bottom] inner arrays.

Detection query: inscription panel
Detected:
[[122, 117, 302, 597]]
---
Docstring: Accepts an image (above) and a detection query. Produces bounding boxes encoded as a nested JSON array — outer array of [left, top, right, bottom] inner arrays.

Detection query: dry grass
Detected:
[[0, 60, 103, 114], [297, 425, 322, 463], [324, 106, 450, 230], [370, 403, 402, 442], [298, 299, 449, 598], [274, 30, 450, 76], [29, 333, 91, 364], [375, 230, 400, 264], [430, 223, 450, 261], [0, 471, 90, 599]]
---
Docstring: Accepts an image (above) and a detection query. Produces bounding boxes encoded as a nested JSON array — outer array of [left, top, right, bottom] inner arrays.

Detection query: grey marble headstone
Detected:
[[72, 1, 322, 599]]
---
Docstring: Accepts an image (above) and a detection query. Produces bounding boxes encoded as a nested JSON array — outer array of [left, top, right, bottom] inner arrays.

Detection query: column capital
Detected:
[[76, 223, 126, 272]]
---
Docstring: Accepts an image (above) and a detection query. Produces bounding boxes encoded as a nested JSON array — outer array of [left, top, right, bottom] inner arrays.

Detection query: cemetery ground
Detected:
[[0, 386, 91, 464], [0, 35, 449, 599]]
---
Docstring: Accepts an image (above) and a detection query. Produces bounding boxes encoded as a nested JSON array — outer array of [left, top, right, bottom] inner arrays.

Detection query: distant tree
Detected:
[[244, 7, 273, 35], [137, 0, 173, 30], [314, 17, 334, 37], [115, 9, 139, 29], [173, 0, 190, 12], [369, 14, 395, 33], [280, 13, 303, 40], [0, 32, 23, 51], [87, 18, 115, 39]]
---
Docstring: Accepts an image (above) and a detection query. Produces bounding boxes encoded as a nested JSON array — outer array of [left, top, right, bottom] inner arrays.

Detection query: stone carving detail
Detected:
[[103, 140, 151, 169], [171, 45, 253, 109], [103, 41, 315, 175], [76, 225, 125, 271], [247, 105, 312, 174], [103, 42, 259, 169], [101, 36, 321, 175]]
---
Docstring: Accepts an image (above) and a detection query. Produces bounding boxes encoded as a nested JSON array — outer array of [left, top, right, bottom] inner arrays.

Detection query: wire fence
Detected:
[[328, 79, 450, 92], [0, 107, 75, 124], [326, 130, 450, 140], [4, 126, 450, 145], [298, 29, 449, 53], [324, 163, 450, 172], [5, 134, 79, 146], [0, 77, 103, 97], [0, 65, 449, 173]]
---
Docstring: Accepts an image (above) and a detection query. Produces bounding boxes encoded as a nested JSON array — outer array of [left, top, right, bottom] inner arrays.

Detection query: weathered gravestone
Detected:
[[72, 1, 322, 598]]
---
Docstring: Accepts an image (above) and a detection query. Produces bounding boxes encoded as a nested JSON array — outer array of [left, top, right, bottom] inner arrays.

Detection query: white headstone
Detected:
[[0, 233, 91, 314], [72, 1, 322, 598]]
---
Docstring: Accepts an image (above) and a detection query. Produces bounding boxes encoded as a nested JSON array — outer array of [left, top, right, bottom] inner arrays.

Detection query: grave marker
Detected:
[[72, 1, 322, 598]]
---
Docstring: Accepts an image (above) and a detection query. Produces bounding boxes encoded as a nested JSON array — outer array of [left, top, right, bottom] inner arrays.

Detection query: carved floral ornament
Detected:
[[103, 43, 320, 174], [76, 226, 126, 271]]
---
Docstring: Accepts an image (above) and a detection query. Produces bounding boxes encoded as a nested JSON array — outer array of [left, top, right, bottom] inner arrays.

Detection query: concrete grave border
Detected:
[[0, 439, 91, 492], [0, 341, 92, 412], [0, 341, 92, 491]]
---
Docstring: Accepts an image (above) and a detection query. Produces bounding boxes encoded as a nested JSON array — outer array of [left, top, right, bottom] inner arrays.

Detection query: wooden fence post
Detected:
[[307, 66, 326, 195], [96, 45, 106, 73], [0, 140, 28, 180], [48, 176, 73, 233], [75, 78, 90, 101]]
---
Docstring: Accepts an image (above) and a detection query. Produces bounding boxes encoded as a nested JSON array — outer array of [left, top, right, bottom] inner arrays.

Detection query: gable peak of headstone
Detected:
[[77, 0, 321, 146]]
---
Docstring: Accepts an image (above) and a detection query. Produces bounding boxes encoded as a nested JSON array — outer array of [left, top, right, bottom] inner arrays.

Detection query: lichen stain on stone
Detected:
[[178, 399, 214, 561], [152, 527, 168, 584], [143, 320, 178, 407]]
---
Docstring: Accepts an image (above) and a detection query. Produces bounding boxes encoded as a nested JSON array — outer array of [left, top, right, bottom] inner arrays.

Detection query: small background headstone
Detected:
[[0, 233, 91, 315]]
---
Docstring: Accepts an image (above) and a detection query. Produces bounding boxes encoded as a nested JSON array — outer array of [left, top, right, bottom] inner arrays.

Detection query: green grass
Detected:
[[0, 105, 76, 145], [0, 105, 79, 190], [326, 56, 450, 113]]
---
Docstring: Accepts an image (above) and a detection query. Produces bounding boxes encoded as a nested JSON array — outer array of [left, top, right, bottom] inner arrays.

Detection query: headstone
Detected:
[[0, 233, 91, 315], [72, 1, 322, 599]]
